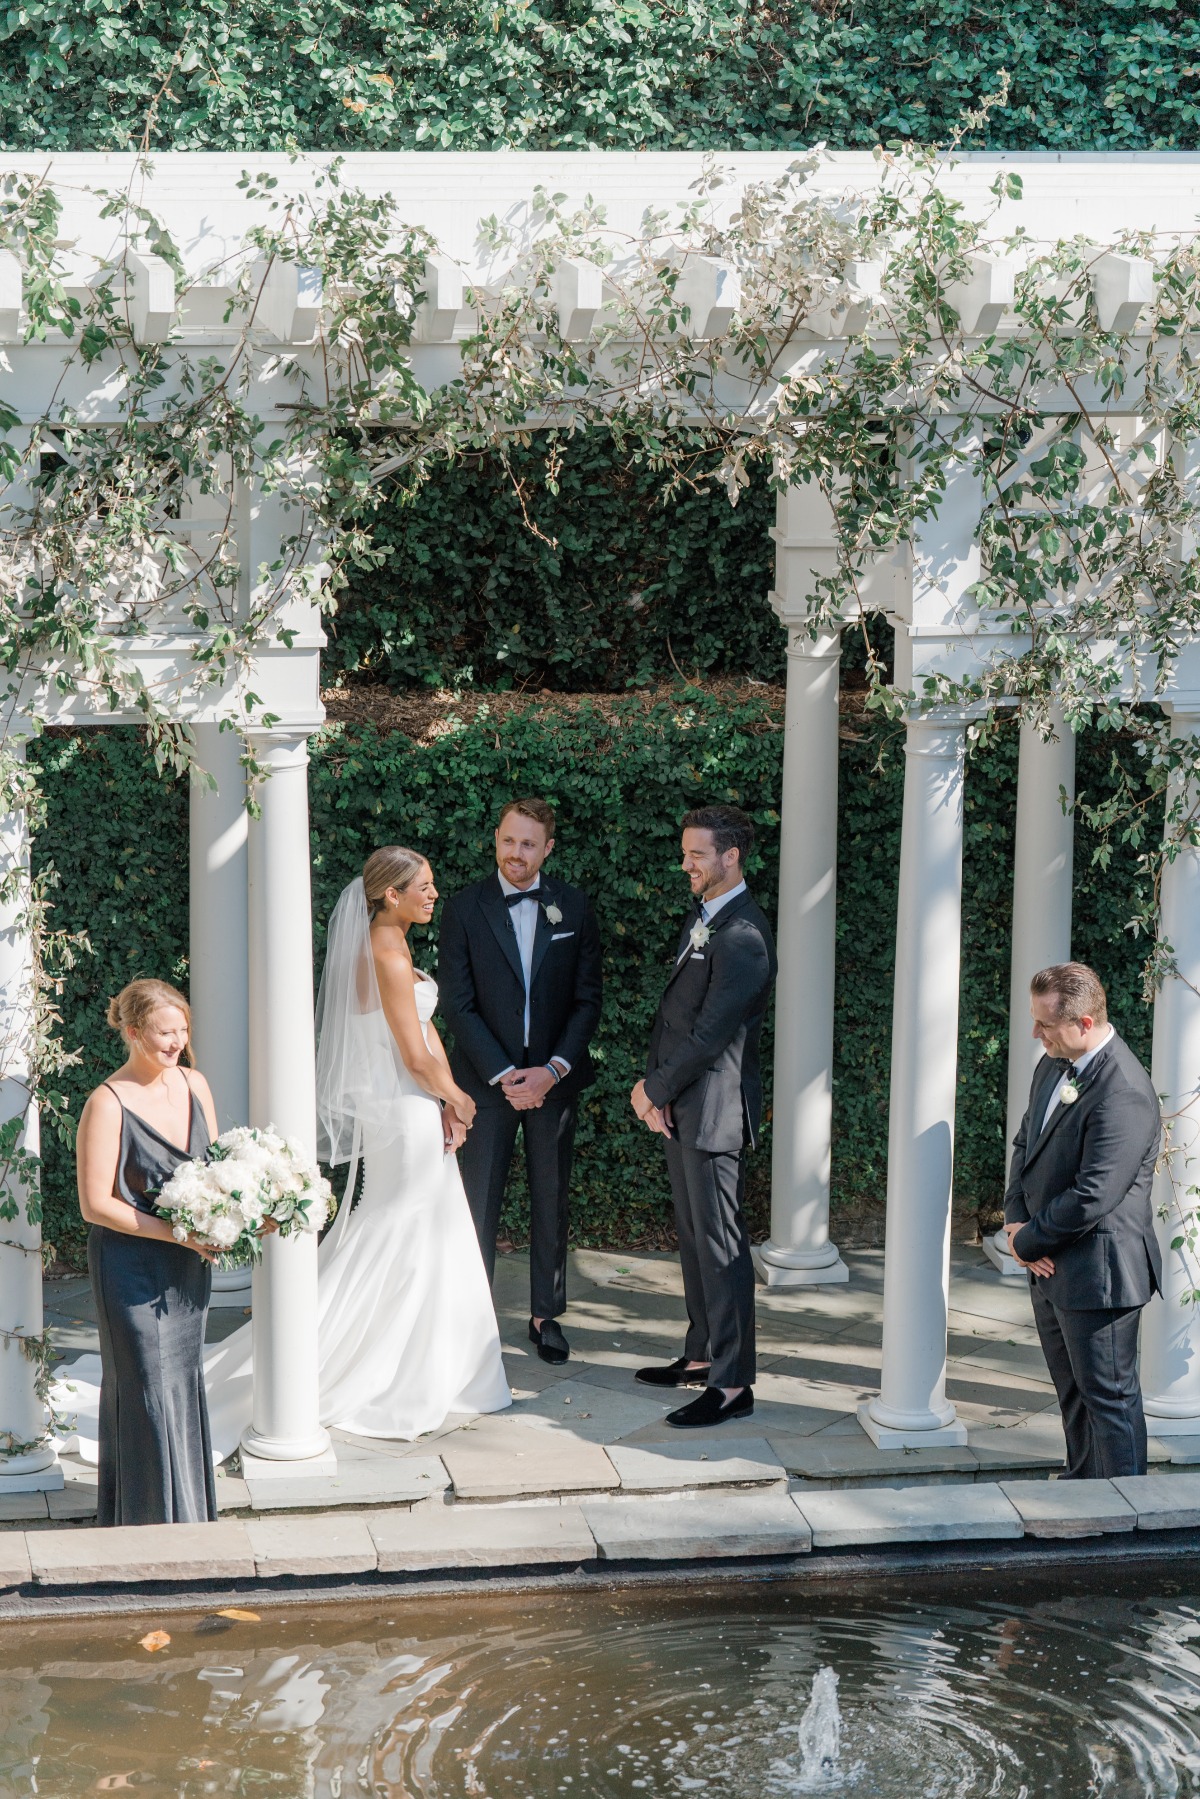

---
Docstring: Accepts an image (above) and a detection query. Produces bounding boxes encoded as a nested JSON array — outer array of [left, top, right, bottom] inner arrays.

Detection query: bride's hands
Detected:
[[442, 1103, 470, 1152], [451, 1090, 476, 1130]]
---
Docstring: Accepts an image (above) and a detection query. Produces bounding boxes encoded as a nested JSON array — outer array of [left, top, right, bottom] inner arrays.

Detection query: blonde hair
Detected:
[[363, 846, 427, 918], [106, 979, 193, 1059]]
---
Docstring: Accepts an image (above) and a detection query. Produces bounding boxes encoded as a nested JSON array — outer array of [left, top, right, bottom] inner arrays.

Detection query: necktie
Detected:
[[505, 889, 540, 907]]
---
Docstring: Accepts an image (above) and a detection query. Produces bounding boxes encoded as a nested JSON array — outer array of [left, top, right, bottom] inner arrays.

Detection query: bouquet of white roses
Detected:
[[155, 1125, 336, 1260]]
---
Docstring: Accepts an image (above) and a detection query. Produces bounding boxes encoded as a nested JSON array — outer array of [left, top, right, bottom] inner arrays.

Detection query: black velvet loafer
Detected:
[[635, 1357, 712, 1388], [665, 1386, 754, 1428], [529, 1317, 570, 1364]]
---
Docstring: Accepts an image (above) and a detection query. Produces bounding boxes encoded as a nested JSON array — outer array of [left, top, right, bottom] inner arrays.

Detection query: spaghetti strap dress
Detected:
[[88, 1079, 218, 1526]]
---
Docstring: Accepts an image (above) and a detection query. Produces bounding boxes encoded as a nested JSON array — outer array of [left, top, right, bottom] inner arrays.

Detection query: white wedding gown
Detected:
[[53, 975, 511, 1461]]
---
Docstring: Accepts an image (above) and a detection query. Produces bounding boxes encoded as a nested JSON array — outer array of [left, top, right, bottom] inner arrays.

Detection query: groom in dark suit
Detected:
[[1005, 961, 1162, 1478], [631, 803, 777, 1429], [438, 798, 602, 1363]]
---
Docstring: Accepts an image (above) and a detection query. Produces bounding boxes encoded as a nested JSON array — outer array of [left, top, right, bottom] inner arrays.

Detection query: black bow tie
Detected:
[[505, 889, 540, 907]]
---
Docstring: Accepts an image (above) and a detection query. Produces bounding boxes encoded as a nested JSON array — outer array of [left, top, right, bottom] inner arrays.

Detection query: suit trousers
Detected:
[[1031, 1282, 1148, 1479], [663, 1137, 756, 1389], [459, 1093, 577, 1320]]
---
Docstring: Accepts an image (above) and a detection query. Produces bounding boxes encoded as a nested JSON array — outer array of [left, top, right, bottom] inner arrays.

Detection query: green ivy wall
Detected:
[[3, 0, 1197, 153]]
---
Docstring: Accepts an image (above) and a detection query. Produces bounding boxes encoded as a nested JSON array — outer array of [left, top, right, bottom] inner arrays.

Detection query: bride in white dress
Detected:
[[58, 847, 511, 1460]]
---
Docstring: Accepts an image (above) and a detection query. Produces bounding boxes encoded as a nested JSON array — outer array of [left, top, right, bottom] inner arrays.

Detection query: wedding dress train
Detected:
[[54, 974, 511, 1461]]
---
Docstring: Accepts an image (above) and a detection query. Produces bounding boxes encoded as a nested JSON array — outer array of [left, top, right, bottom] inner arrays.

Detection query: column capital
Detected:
[[0, 708, 36, 751], [241, 722, 320, 772], [770, 589, 844, 641], [901, 714, 970, 761], [783, 625, 842, 663], [1162, 699, 1200, 731]]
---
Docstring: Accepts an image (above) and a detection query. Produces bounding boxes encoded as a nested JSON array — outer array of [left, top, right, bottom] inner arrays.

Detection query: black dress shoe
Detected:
[[529, 1317, 570, 1364], [635, 1356, 712, 1389], [665, 1386, 754, 1429]]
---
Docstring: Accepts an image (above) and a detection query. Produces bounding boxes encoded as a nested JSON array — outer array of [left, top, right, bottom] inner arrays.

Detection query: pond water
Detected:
[[6, 1559, 1200, 1797]]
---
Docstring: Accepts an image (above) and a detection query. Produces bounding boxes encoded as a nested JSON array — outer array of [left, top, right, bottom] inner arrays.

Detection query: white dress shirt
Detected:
[[1040, 1024, 1115, 1135], [699, 879, 746, 925], [490, 875, 571, 1085]]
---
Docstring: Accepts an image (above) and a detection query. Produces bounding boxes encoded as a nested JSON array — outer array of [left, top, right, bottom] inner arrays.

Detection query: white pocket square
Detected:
[[689, 952, 705, 960], [551, 931, 575, 941]]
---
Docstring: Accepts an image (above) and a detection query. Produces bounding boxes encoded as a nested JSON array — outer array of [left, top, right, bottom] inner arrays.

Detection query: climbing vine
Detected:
[[5, 108, 1200, 1452]]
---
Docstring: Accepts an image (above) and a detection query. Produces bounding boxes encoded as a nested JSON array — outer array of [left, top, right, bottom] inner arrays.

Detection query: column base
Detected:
[[856, 1400, 968, 1450], [0, 1446, 64, 1492], [1143, 1409, 1200, 1438], [210, 1265, 254, 1309], [981, 1229, 1026, 1280], [240, 1425, 332, 1466], [752, 1242, 849, 1287]]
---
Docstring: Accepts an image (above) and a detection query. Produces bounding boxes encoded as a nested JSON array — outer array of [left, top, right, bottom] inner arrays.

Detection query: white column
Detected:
[[753, 626, 848, 1286], [240, 727, 330, 1464], [0, 731, 61, 1490], [859, 716, 969, 1448], [189, 721, 249, 1132], [983, 713, 1076, 1277], [1141, 707, 1200, 1435]]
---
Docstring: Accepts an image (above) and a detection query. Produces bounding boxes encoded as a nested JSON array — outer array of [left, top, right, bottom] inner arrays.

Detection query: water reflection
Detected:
[[4, 1568, 1200, 1795]]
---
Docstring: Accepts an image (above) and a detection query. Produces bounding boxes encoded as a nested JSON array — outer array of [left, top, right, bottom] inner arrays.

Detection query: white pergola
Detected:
[[2, 150, 1200, 1487]]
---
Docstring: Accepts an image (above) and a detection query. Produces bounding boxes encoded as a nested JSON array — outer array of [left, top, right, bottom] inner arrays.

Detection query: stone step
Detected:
[[998, 1478, 1136, 1538], [584, 1492, 811, 1560], [793, 1481, 1023, 1547], [368, 1500, 596, 1572]]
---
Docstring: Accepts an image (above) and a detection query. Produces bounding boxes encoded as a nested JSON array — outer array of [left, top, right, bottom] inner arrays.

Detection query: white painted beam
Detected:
[[1091, 252, 1155, 333], [554, 257, 603, 341], [673, 255, 740, 339], [0, 251, 22, 342], [126, 251, 175, 343], [412, 254, 470, 342], [943, 253, 1016, 335]]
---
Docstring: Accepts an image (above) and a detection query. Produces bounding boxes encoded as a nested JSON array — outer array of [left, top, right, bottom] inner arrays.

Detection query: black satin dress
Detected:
[[88, 1080, 218, 1526]]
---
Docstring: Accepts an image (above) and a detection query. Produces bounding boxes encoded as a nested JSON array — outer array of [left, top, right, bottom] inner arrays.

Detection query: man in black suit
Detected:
[[631, 803, 777, 1429], [438, 797, 602, 1363], [1005, 961, 1162, 1479]]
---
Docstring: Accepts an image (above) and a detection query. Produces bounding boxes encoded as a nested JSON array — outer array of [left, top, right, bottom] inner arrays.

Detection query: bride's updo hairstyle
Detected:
[[363, 846, 426, 918], [106, 978, 193, 1059]]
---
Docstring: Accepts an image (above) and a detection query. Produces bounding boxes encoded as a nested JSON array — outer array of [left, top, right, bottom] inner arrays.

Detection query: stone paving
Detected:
[[8, 1238, 1199, 1592]]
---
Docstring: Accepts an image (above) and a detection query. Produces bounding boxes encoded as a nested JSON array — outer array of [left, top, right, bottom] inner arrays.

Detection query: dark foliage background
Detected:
[[32, 696, 1151, 1267], [331, 441, 782, 693], [3, 0, 1197, 154]]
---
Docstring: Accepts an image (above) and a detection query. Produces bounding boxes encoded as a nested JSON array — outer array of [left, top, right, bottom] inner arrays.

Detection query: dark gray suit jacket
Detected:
[[644, 890, 777, 1156], [1003, 1031, 1162, 1311]]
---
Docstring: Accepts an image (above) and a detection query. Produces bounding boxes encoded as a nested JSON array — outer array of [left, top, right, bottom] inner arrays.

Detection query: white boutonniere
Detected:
[[689, 921, 711, 951], [1059, 1082, 1080, 1106], [543, 902, 563, 926]]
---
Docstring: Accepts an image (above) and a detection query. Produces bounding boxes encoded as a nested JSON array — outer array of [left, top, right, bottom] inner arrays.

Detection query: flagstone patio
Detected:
[[27, 1237, 1200, 1532]]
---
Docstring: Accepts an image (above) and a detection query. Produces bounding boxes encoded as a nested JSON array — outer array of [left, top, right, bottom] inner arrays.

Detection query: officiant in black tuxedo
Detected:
[[631, 803, 777, 1430], [438, 798, 602, 1364], [1005, 961, 1162, 1479]]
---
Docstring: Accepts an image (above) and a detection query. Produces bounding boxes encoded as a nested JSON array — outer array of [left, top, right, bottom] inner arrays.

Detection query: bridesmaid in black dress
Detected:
[[75, 979, 220, 1526]]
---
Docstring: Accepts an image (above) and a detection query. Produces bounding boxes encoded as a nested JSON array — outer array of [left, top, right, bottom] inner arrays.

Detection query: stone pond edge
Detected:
[[2, 1472, 1200, 1595]]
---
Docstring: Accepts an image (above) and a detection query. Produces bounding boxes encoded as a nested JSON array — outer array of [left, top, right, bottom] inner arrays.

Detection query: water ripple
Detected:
[[5, 1574, 1200, 1795]]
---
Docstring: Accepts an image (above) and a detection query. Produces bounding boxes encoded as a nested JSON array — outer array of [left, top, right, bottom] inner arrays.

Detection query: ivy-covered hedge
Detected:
[[31, 690, 1151, 1268], [3, 0, 1198, 154], [332, 439, 781, 692]]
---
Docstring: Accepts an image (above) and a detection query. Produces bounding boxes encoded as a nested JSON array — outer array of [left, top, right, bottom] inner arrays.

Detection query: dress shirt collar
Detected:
[[498, 872, 541, 900], [1068, 1023, 1114, 1075], [700, 879, 746, 924]]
